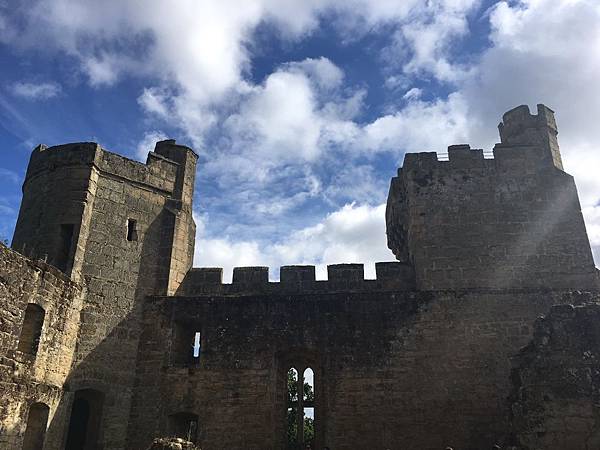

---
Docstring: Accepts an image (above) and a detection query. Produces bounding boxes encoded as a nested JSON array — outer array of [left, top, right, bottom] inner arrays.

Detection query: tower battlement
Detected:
[[498, 103, 562, 169], [23, 140, 196, 196]]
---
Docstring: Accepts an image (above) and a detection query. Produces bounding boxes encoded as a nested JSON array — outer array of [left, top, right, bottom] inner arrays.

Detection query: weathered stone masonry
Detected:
[[0, 104, 599, 450]]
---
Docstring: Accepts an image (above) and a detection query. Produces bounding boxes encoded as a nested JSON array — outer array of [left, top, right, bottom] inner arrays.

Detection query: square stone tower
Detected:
[[386, 104, 598, 290], [11, 139, 197, 449]]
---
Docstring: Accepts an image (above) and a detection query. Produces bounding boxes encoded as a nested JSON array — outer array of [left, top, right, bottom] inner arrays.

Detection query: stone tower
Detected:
[[386, 103, 598, 290], [10, 139, 197, 448], [498, 103, 563, 169]]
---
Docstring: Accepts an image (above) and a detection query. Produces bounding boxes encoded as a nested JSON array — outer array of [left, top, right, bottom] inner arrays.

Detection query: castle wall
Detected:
[[0, 244, 83, 449], [386, 143, 598, 291], [2, 104, 599, 450], [130, 263, 598, 450], [509, 302, 600, 450]]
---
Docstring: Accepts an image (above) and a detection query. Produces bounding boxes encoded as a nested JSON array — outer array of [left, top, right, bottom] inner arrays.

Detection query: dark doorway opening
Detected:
[[64, 389, 104, 450], [22, 402, 50, 450]]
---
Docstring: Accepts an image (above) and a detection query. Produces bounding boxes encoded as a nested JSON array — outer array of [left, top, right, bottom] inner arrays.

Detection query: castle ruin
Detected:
[[1, 104, 599, 449]]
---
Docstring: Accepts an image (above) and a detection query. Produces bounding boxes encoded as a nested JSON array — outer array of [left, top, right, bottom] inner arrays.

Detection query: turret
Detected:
[[498, 103, 563, 169]]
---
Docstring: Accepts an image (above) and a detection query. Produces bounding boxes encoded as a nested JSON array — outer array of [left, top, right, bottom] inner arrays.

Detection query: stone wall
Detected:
[[386, 106, 598, 291], [131, 278, 597, 450], [0, 243, 83, 449], [509, 302, 600, 449]]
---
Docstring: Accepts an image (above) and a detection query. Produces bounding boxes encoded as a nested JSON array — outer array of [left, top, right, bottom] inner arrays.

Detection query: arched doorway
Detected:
[[22, 402, 50, 450], [64, 389, 104, 450]]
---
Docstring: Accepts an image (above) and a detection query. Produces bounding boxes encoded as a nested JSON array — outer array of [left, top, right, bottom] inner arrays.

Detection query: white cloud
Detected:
[[402, 87, 422, 100], [285, 57, 345, 90], [137, 88, 170, 119], [225, 69, 323, 162], [358, 92, 470, 154], [135, 130, 169, 161], [11, 82, 61, 100], [83, 55, 121, 87], [583, 205, 600, 265], [3, 0, 479, 143], [194, 203, 394, 281]]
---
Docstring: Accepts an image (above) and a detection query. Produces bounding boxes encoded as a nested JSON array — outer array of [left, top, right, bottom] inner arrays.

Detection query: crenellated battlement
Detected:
[[498, 103, 562, 169], [24, 139, 196, 196], [400, 142, 559, 175], [175, 262, 416, 295]]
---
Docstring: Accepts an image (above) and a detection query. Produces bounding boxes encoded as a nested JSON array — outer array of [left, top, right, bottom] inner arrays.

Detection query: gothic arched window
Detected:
[[287, 366, 315, 448]]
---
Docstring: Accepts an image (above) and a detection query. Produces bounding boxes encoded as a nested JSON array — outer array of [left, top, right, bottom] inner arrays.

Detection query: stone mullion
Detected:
[[297, 365, 305, 446]]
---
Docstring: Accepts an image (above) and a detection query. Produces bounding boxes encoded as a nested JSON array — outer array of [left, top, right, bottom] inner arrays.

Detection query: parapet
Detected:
[[398, 104, 564, 174], [22, 140, 196, 196], [498, 103, 563, 169], [175, 262, 416, 296]]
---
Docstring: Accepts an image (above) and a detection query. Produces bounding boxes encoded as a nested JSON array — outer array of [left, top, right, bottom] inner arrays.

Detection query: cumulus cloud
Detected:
[[194, 203, 394, 281], [357, 93, 470, 154], [1, 0, 479, 140], [284, 57, 345, 90], [11, 81, 61, 100]]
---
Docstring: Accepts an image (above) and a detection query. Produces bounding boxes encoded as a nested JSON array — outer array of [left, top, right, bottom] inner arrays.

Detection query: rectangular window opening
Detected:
[[126, 219, 138, 241]]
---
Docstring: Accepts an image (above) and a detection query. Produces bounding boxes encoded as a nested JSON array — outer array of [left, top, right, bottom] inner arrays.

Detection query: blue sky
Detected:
[[1, 0, 599, 280]]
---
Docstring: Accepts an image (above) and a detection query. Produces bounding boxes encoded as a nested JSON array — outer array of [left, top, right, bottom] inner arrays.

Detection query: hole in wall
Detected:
[[126, 219, 138, 242], [18, 303, 45, 356]]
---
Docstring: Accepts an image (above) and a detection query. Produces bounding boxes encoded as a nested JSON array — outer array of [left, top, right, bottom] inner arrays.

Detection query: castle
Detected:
[[1, 104, 599, 450]]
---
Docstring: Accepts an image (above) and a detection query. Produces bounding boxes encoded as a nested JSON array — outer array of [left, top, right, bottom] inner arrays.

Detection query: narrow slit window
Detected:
[[126, 219, 138, 241], [171, 322, 202, 365], [56, 224, 74, 272], [193, 331, 201, 358], [18, 304, 45, 356]]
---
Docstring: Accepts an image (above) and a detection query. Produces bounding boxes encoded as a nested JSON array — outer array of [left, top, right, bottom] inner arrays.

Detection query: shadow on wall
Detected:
[[38, 210, 178, 450]]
